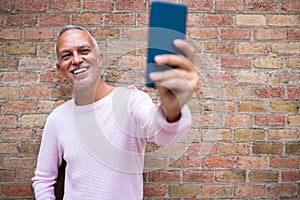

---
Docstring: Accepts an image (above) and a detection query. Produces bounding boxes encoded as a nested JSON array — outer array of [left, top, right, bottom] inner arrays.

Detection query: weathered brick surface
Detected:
[[1, 1, 299, 199]]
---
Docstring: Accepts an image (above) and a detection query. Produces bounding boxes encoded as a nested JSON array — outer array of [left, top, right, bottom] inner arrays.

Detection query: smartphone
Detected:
[[146, 1, 187, 88]]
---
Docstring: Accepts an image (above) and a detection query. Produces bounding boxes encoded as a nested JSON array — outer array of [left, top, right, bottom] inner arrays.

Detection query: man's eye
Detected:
[[80, 49, 91, 54], [61, 55, 70, 60]]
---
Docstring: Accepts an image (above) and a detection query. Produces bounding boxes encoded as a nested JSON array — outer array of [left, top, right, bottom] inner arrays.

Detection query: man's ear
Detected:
[[98, 53, 103, 63], [56, 63, 62, 72]]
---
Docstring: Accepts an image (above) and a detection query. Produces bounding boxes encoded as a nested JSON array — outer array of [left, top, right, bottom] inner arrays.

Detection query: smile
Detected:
[[70, 67, 88, 75]]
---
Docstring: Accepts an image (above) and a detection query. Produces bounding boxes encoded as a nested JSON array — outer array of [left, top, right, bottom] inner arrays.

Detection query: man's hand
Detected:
[[149, 39, 200, 122]]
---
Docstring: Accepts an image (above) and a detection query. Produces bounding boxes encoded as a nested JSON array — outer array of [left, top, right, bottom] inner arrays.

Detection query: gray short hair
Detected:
[[55, 25, 100, 58]]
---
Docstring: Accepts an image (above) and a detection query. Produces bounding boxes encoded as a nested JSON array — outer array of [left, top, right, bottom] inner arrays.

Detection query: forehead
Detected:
[[56, 29, 94, 51]]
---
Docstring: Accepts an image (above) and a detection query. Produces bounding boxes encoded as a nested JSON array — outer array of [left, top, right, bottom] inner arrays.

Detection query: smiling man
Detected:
[[32, 25, 200, 199]]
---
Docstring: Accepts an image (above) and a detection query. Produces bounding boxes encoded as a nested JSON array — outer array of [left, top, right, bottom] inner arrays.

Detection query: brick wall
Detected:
[[0, 0, 299, 199]]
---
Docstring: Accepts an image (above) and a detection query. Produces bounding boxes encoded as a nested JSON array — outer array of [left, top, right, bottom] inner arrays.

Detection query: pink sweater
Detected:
[[32, 86, 191, 200]]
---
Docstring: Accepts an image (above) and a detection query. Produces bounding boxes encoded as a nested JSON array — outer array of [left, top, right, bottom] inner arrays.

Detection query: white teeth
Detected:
[[74, 68, 87, 74]]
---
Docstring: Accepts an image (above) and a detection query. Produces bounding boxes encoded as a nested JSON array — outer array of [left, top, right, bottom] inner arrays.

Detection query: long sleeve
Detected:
[[125, 86, 192, 145], [32, 116, 63, 200]]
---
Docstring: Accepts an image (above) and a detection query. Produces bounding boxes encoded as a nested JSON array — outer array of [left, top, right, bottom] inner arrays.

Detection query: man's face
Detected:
[[56, 29, 101, 89]]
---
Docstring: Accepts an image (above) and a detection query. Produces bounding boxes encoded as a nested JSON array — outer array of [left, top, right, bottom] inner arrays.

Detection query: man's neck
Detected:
[[74, 78, 114, 106]]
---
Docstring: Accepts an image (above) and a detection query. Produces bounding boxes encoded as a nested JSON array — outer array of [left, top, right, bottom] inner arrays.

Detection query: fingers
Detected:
[[173, 39, 195, 62], [154, 54, 194, 72]]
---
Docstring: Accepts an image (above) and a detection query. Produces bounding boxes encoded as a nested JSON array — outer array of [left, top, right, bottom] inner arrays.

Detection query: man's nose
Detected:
[[72, 53, 83, 65]]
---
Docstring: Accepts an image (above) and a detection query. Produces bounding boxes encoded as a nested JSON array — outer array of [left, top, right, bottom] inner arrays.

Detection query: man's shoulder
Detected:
[[47, 99, 73, 120]]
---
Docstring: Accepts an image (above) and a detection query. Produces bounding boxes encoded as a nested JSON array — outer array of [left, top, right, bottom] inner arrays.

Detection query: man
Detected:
[[32, 25, 200, 199]]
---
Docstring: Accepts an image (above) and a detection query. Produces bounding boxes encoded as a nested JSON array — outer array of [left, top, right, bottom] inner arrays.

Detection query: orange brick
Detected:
[[237, 156, 268, 168], [83, 0, 113, 11], [203, 14, 233, 25], [286, 143, 300, 155], [221, 57, 251, 68], [54, 84, 72, 99], [2, 128, 33, 140], [269, 184, 298, 197], [169, 185, 199, 197], [4, 72, 38, 83], [22, 85, 52, 99], [254, 54, 284, 69], [183, 0, 212, 11], [271, 70, 299, 84], [6, 14, 36, 26], [0, 86, 19, 99], [0, 0, 13, 12], [19, 57, 51, 70], [253, 142, 283, 154], [234, 128, 265, 141], [235, 185, 266, 196], [149, 171, 180, 182], [249, 170, 278, 182], [2, 184, 33, 196], [187, 13, 202, 26], [202, 185, 233, 196], [287, 29, 300, 40], [15, 0, 46, 12], [222, 86, 254, 100], [72, 14, 103, 25], [255, 115, 285, 126], [4, 100, 35, 113], [270, 157, 299, 168], [236, 15, 266, 26], [282, 0, 300, 11], [143, 184, 166, 196], [215, 0, 244, 11], [237, 42, 267, 55], [183, 170, 214, 183], [288, 115, 300, 126], [255, 86, 285, 98], [271, 42, 300, 55], [268, 129, 298, 141], [0, 114, 17, 128], [50, 0, 80, 11], [221, 28, 251, 40], [203, 101, 234, 112], [0, 171, 15, 182], [237, 71, 268, 84], [281, 171, 300, 182], [202, 156, 234, 168], [248, 0, 278, 11], [204, 42, 234, 54], [40, 71, 66, 83], [188, 28, 218, 39], [268, 15, 299, 26], [105, 13, 136, 25], [201, 71, 235, 84], [192, 114, 220, 127], [286, 57, 300, 69], [238, 101, 267, 112], [0, 143, 18, 154], [202, 129, 231, 141], [270, 101, 299, 113], [169, 156, 200, 168], [254, 28, 285, 40], [116, 0, 146, 11], [24, 28, 54, 40], [3, 157, 36, 169], [17, 169, 34, 182], [223, 115, 252, 127], [20, 114, 47, 127], [188, 143, 218, 156], [40, 14, 69, 26], [216, 170, 246, 183], [20, 142, 40, 154], [0, 28, 21, 40], [220, 143, 250, 155]]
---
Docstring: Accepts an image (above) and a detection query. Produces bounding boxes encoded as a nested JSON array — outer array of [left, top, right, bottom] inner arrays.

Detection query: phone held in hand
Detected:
[[146, 1, 187, 88]]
